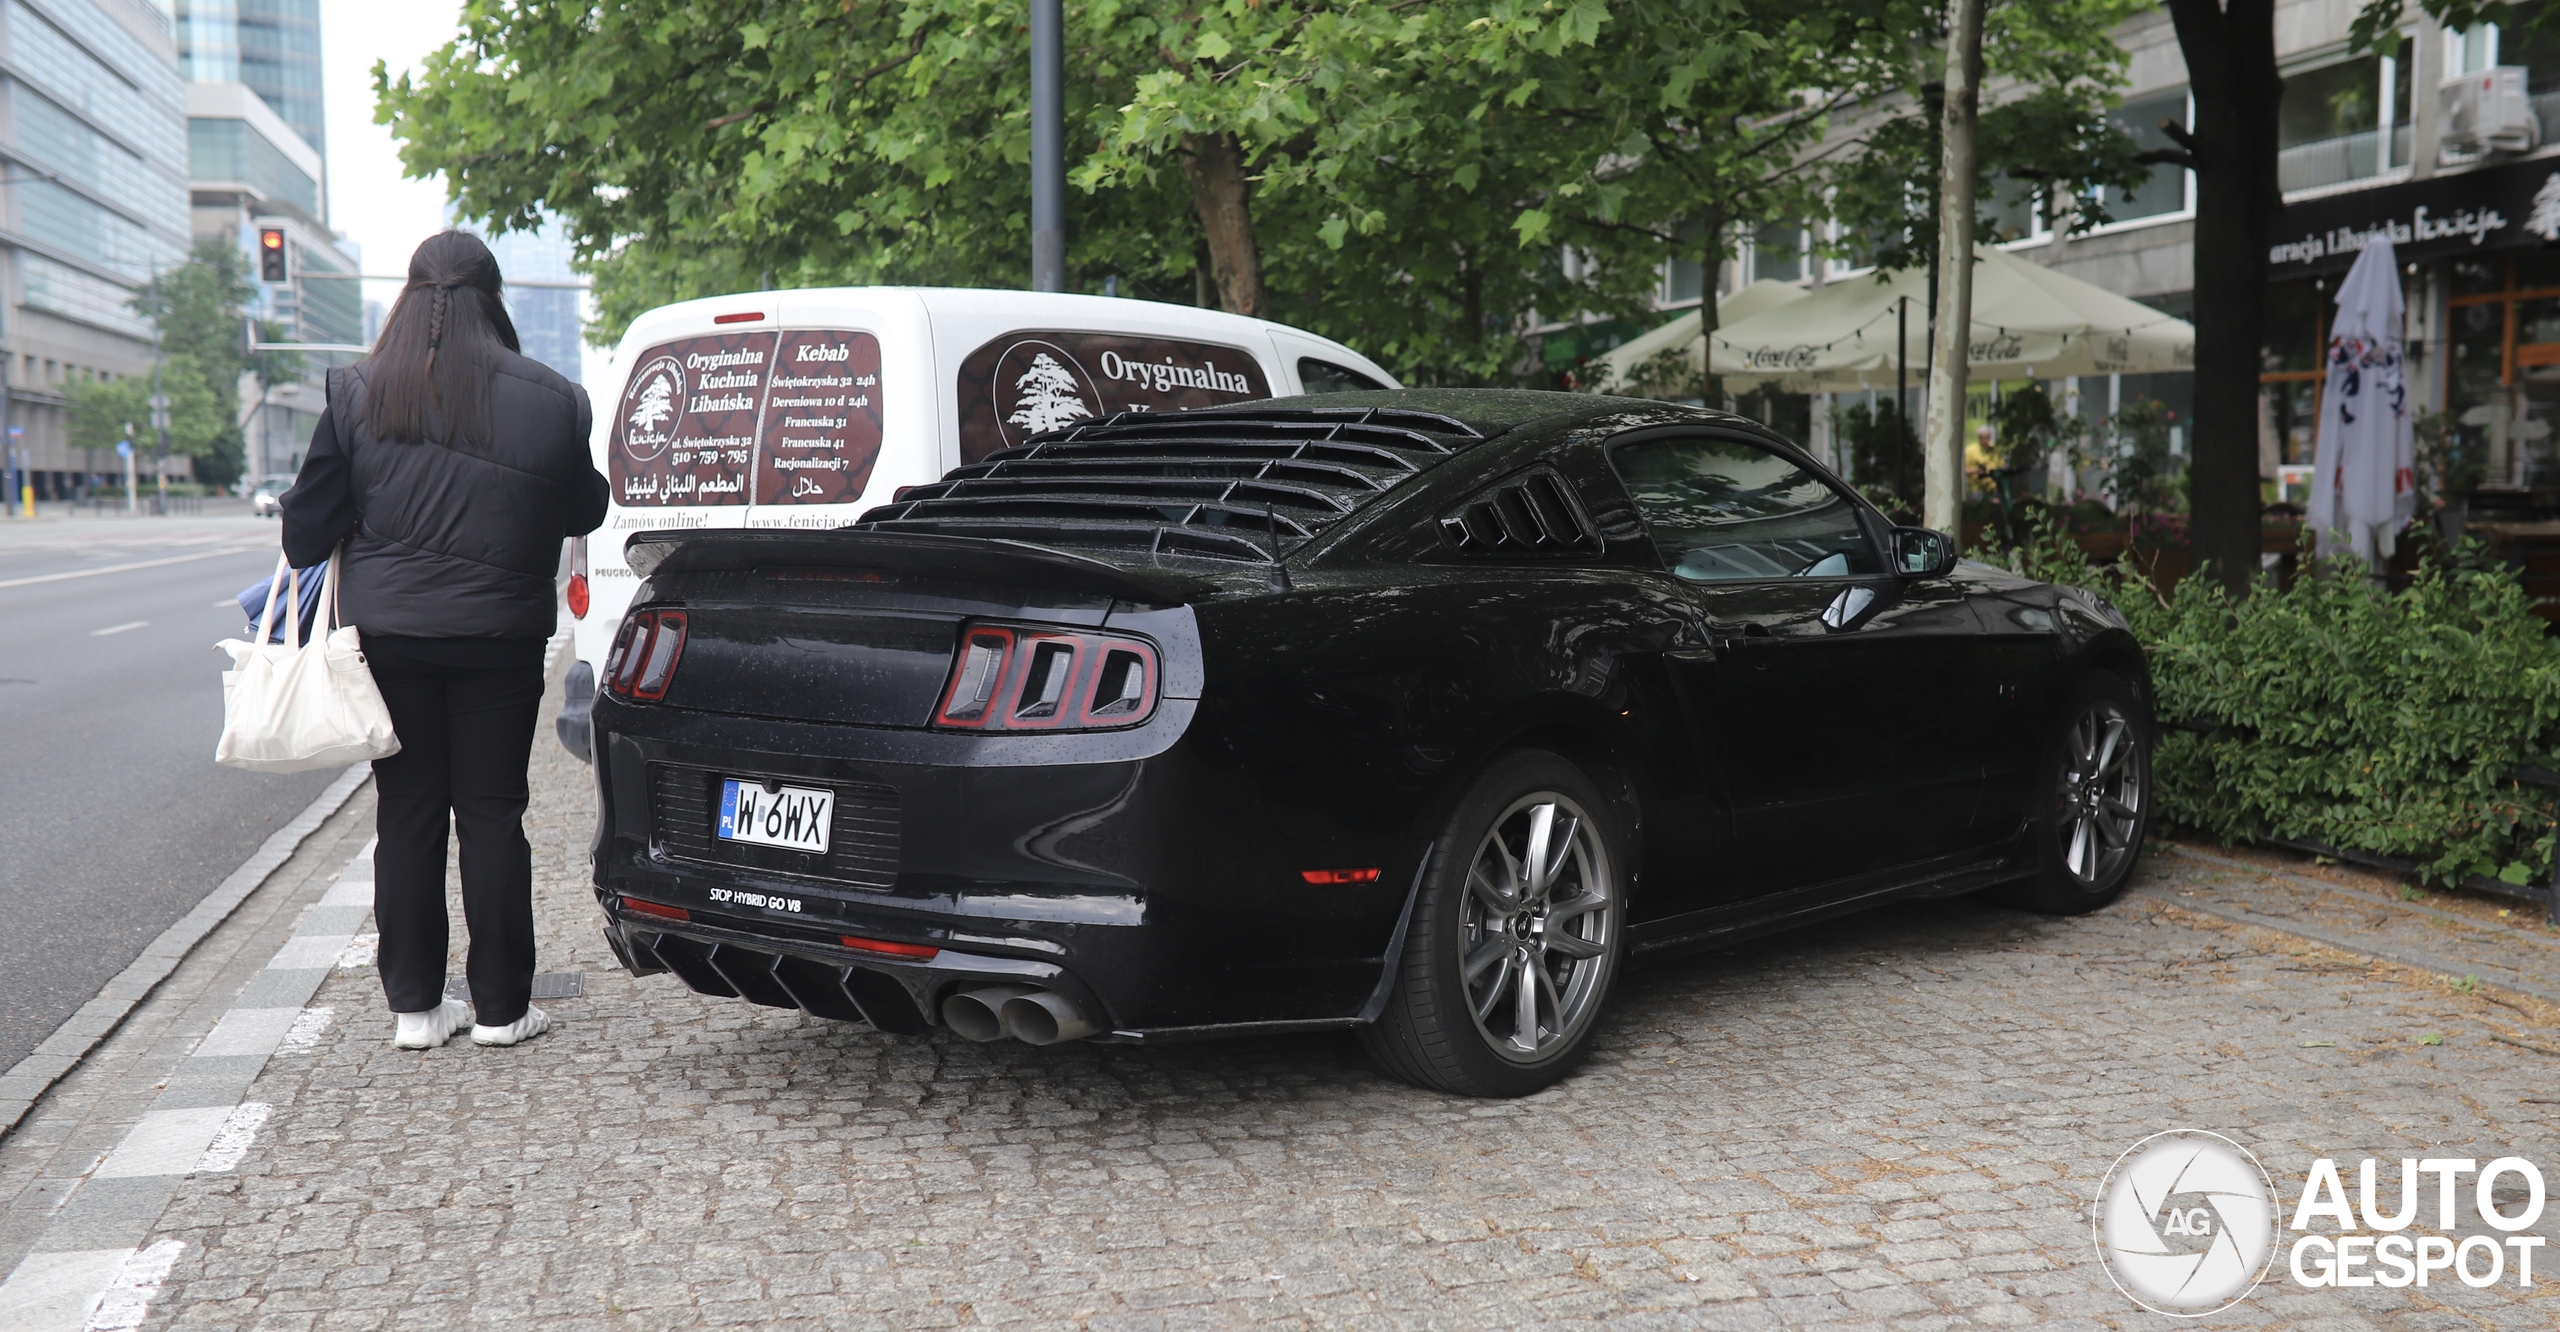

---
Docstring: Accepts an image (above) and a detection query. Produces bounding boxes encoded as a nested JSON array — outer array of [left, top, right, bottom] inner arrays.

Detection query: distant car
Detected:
[[586, 390, 2155, 1097], [250, 481, 290, 518]]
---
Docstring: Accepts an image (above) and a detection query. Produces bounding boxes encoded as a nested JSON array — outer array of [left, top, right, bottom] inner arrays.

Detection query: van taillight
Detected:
[[932, 623, 1159, 731], [605, 609, 689, 701], [566, 536, 590, 618]]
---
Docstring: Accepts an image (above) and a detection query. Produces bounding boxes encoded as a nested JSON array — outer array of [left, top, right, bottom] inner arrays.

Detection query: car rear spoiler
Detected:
[[621, 528, 1211, 606]]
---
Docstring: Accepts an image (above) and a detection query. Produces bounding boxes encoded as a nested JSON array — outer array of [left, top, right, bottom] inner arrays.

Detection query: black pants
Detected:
[[367, 651, 545, 1026]]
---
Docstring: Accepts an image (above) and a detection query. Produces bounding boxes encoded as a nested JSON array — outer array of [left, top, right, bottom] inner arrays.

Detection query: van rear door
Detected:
[[747, 291, 935, 531]]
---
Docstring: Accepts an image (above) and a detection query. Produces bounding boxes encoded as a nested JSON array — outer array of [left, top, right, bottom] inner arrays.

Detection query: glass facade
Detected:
[[173, 0, 321, 157], [487, 221, 586, 383], [188, 117, 318, 218], [2105, 89, 2191, 223]]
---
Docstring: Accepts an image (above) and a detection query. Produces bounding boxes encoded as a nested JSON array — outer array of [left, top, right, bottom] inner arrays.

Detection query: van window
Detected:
[[957, 331, 1270, 464], [1298, 358, 1384, 393], [611, 329, 883, 508]]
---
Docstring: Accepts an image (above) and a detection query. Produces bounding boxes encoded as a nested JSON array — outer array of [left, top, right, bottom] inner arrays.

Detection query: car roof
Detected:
[[1207, 388, 1769, 440]]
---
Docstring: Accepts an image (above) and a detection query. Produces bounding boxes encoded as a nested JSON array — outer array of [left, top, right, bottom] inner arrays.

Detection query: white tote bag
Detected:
[[215, 548, 401, 772]]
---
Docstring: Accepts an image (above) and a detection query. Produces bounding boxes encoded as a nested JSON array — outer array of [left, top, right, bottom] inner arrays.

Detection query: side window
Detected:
[[1297, 358, 1385, 393], [1608, 436, 1880, 581]]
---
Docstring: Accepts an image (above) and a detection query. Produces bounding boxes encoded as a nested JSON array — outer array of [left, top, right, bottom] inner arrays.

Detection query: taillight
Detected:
[[931, 623, 1160, 731], [840, 934, 938, 959], [604, 609, 689, 701], [566, 536, 590, 618]]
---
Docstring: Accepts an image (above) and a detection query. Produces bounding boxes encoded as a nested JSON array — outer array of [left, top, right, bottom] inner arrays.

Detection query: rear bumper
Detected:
[[590, 695, 1428, 1036]]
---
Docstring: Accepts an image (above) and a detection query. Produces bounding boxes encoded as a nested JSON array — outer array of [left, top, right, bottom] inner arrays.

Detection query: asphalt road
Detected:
[[0, 510, 334, 1070]]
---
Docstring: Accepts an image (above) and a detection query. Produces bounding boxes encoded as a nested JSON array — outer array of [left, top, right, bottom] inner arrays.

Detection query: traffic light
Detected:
[[257, 227, 287, 282]]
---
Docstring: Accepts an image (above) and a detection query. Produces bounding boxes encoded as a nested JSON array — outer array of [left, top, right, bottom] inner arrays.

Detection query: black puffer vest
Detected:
[[330, 354, 601, 639]]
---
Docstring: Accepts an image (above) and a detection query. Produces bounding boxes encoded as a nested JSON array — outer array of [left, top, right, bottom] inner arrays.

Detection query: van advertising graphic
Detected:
[[610, 329, 883, 507], [958, 331, 1270, 463], [755, 331, 884, 507]]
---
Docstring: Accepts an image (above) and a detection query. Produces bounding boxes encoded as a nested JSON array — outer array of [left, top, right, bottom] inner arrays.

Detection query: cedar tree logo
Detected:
[[2094, 1130, 2277, 1316], [621, 355, 684, 462], [993, 340, 1099, 447]]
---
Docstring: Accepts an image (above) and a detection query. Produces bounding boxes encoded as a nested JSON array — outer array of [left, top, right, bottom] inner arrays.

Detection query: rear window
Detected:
[[610, 329, 883, 507], [1298, 358, 1384, 393], [957, 331, 1271, 464]]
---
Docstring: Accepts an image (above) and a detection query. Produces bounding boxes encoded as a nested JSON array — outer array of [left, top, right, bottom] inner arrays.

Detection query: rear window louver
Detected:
[[1440, 471, 1599, 557], [856, 406, 1483, 564]]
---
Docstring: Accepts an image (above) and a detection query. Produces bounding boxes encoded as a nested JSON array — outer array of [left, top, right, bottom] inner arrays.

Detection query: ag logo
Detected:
[[620, 354, 685, 462], [2095, 1130, 2277, 1315], [991, 340, 1100, 448]]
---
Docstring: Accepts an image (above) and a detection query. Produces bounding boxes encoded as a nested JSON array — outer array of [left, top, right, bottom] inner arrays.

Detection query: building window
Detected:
[[2441, 252, 2560, 490], [2101, 89, 2193, 224], [2278, 47, 2413, 194], [1748, 220, 1806, 285]]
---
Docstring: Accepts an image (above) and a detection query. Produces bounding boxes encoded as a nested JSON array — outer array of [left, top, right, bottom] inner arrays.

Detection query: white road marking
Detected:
[[0, 1249, 131, 1331], [87, 622, 148, 637], [211, 599, 238, 609], [0, 546, 270, 591], [191, 1104, 270, 1174], [82, 1240, 182, 1330], [278, 1007, 335, 1054], [93, 1108, 232, 1180]]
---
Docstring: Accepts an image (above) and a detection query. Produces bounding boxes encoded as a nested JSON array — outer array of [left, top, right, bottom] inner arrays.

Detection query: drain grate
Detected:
[[443, 973, 584, 1002]]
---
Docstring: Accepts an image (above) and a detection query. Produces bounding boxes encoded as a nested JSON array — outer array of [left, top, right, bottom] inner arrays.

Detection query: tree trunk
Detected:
[[1181, 132, 1268, 319], [2167, 0, 2282, 594], [1696, 210, 1725, 395], [1923, 0, 1986, 542]]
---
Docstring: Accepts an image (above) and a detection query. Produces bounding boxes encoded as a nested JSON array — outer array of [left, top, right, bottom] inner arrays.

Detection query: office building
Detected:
[[485, 220, 584, 384], [0, 0, 193, 500], [168, 0, 349, 484]]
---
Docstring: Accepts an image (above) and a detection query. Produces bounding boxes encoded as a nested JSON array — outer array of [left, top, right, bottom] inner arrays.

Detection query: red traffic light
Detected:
[[257, 227, 287, 282], [258, 228, 283, 249]]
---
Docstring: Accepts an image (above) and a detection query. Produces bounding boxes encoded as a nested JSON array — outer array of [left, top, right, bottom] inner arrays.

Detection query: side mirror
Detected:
[[1892, 526, 1956, 579]]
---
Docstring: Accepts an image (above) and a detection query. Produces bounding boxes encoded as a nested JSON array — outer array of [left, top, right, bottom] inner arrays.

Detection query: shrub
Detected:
[[1990, 521, 2560, 885]]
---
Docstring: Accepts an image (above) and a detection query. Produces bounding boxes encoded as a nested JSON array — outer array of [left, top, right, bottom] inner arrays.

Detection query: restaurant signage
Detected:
[[2268, 158, 2560, 278]]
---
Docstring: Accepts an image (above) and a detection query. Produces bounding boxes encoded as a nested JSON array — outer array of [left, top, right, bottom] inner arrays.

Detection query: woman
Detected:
[[281, 230, 608, 1050]]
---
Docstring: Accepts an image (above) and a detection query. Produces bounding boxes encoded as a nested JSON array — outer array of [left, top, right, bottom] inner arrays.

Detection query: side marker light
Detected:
[[1300, 868, 1382, 885], [621, 896, 689, 922]]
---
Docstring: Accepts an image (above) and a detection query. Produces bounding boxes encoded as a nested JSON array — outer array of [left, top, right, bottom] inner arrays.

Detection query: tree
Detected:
[[2144, 0, 2280, 596], [121, 237, 298, 489], [378, 1, 2148, 393]]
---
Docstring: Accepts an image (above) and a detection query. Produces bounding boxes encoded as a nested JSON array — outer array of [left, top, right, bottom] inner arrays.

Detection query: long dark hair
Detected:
[[364, 230, 521, 446]]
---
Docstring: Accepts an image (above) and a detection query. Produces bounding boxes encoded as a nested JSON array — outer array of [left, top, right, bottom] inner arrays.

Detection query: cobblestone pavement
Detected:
[[53, 677, 2560, 1329]]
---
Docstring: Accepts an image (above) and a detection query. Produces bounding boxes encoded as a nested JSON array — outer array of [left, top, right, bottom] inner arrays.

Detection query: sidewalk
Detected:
[[0, 668, 2551, 1328]]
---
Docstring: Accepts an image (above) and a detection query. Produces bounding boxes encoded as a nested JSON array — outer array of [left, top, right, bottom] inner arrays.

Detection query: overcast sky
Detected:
[[316, 0, 601, 378]]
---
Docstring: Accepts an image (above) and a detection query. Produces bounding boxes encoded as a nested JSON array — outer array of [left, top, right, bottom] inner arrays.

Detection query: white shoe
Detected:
[[392, 998, 473, 1049], [471, 1005, 550, 1047]]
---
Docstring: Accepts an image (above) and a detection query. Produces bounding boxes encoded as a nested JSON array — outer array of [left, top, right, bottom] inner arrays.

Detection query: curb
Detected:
[[0, 764, 370, 1141]]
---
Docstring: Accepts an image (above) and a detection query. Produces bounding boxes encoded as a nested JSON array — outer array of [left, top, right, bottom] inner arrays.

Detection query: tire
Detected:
[[1360, 749, 1628, 1097], [1992, 669, 2154, 914]]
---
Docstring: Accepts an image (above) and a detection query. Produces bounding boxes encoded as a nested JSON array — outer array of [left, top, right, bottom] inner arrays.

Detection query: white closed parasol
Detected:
[[2307, 234, 2414, 564]]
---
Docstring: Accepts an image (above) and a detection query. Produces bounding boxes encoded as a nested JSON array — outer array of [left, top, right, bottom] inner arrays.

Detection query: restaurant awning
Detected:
[[1707, 246, 2194, 394], [1588, 280, 1809, 394]]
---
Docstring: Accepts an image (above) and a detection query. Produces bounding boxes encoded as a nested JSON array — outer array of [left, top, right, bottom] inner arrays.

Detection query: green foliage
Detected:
[[1834, 397, 1921, 515], [120, 237, 295, 488], [1992, 520, 2560, 886], [378, 0, 2148, 387], [2093, 398, 2181, 516]]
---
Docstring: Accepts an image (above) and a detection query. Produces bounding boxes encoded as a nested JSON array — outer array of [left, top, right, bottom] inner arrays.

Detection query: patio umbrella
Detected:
[[1707, 246, 2193, 393], [2306, 234, 2414, 565], [1589, 280, 1810, 394]]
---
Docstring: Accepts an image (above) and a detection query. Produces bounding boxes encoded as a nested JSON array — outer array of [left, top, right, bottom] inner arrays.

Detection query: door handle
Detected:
[[1700, 621, 1774, 667]]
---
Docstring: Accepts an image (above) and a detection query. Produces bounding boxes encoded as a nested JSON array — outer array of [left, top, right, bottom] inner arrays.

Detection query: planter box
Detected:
[[2129, 544, 2190, 599]]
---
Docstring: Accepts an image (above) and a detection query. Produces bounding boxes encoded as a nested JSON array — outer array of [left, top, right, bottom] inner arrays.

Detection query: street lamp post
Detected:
[[150, 391, 171, 513], [119, 423, 135, 515], [1029, 0, 1065, 292]]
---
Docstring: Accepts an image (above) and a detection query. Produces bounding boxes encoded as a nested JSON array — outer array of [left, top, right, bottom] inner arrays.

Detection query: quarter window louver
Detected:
[[1440, 472, 1600, 558], [856, 406, 1483, 564]]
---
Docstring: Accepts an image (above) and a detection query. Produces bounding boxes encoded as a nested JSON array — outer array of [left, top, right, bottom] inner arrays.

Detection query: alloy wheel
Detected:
[[1458, 792, 1615, 1064], [2056, 698, 2144, 885]]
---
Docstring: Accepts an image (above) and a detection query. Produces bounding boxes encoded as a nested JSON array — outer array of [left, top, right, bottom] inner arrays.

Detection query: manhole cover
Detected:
[[444, 973, 583, 1002]]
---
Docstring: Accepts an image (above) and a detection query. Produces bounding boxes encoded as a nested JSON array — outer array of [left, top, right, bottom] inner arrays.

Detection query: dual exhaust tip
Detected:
[[940, 984, 1101, 1045]]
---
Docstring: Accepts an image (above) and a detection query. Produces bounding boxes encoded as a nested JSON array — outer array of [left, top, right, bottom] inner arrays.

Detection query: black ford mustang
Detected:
[[588, 390, 2152, 1096]]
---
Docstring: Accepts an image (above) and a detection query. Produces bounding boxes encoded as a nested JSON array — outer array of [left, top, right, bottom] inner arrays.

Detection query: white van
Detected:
[[557, 287, 1398, 756]]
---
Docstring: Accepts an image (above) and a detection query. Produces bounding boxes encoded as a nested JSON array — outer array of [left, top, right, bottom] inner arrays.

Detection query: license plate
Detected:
[[716, 779, 834, 854]]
